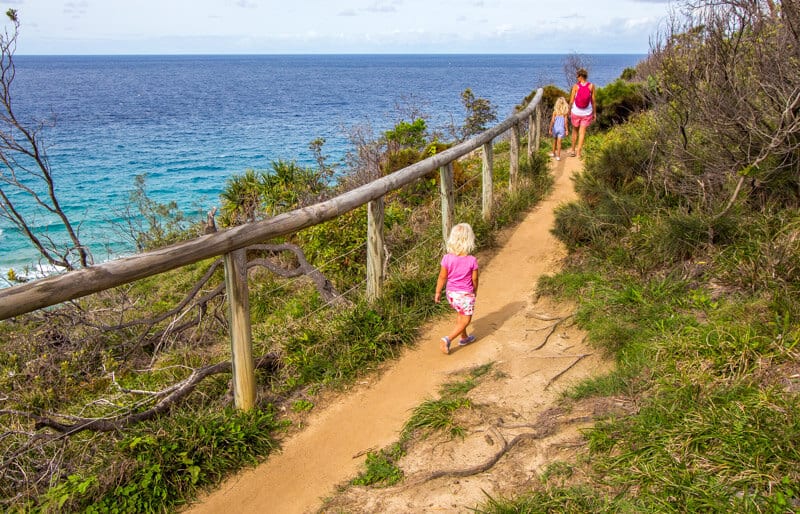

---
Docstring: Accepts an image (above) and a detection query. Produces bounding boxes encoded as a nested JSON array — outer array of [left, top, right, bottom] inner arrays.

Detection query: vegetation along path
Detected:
[[187, 154, 610, 513]]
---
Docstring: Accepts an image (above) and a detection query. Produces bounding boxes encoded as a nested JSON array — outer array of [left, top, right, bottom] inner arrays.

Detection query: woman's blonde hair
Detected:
[[446, 223, 476, 255], [554, 96, 570, 116]]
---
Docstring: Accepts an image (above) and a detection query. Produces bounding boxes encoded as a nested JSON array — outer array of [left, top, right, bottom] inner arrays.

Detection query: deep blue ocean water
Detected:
[[1, 54, 643, 278]]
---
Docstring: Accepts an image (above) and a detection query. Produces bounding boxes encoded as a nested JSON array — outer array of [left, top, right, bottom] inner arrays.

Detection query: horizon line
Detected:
[[16, 51, 648, 57]]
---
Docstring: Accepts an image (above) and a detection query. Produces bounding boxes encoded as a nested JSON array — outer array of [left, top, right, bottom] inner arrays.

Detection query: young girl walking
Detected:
[[549, 97, 570, 160], [434, 223, 479, 355]]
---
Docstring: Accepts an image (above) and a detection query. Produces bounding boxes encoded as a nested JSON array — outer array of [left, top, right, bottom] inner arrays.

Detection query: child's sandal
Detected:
[[440, 336, 451, 355]]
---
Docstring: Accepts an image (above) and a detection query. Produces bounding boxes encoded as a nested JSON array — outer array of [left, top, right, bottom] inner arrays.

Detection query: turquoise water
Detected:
[[1, 54, 643, 279]]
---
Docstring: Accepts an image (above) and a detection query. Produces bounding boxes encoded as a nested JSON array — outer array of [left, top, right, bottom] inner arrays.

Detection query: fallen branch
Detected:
[[0, 353, 281, 437], [248, 243, 349, 305], [85, 241, 348, 357]]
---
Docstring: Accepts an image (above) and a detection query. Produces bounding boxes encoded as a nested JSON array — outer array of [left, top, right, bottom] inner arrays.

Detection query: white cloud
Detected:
[[14, 0, 670, 55]]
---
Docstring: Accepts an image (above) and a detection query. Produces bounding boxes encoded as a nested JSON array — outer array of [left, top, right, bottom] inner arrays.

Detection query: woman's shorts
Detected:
[[446, 291, 476, 316], [571, 113, 595, 128]]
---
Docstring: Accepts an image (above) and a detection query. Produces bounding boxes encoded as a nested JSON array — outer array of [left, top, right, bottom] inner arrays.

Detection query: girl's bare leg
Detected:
[[447, 313, 472, 342]]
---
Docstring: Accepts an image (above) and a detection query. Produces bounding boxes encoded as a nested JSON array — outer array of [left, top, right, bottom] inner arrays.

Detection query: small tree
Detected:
[[118, 173, 195, 252], [0, 10, 90, 270], [460, 88, 497, 139], [562, 53, 593, 90]]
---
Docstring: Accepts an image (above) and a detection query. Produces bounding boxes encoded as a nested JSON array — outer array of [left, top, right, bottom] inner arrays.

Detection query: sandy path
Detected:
[[188, 155, 583, 514]]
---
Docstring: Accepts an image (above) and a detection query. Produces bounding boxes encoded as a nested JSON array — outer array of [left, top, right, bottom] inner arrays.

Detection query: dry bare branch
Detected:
[[0, 353, 280, 439]]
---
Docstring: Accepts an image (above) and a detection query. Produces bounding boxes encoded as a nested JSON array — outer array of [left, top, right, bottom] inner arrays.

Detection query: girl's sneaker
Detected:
[[459, 335, 476, 346]]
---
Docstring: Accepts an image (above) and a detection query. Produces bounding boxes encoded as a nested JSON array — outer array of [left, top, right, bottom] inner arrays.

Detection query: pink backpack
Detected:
[[574, 82, 592, 109]]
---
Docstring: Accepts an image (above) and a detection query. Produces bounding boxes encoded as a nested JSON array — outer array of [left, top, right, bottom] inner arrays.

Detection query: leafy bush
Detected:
[[581, 112, 658, 193], [594, 78, 650, 129], [43, 408, 280, 513], [716, 209, 800, 294], [294, 207, 368, 288]]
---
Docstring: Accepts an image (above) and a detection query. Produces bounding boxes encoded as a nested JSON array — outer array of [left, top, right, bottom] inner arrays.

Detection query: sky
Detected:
[[7, 0, 674, 55]]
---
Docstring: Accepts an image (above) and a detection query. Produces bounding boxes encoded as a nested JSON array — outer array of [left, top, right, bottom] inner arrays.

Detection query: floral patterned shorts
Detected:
[[446, 291, 476, 316]]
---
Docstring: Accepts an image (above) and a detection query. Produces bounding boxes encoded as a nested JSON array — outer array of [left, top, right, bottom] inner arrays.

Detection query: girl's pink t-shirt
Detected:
[[441, 253, 478, 293]]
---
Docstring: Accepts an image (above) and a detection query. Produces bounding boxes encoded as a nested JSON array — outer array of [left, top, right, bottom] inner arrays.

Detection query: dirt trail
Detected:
[[188, 155, 611, 513]]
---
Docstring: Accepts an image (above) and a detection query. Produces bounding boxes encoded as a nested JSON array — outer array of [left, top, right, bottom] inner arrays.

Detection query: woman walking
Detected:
[[568, 68, 596, 159]]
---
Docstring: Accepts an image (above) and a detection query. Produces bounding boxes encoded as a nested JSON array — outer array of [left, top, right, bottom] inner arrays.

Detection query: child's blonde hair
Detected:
[[554, 96, 570, 116], [446, 223, 476, 255]]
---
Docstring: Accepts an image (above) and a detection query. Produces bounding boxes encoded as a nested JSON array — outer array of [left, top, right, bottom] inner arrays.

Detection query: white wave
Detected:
[[0, 262, 68, 289]]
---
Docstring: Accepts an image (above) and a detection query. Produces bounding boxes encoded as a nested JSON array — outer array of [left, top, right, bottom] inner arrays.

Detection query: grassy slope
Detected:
[[477, 129, 800, 513]]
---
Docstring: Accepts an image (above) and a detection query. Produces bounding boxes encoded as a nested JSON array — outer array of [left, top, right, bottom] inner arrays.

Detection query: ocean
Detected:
[[1, 54, 643, 279]]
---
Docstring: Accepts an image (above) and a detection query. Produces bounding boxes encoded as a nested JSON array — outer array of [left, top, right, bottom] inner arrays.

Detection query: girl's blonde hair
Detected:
[[446, 223, 476, 255], [554, 96, 570, 116]]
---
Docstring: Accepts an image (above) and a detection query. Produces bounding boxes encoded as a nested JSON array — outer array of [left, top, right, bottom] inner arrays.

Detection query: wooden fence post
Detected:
[[534, 104, 542, 153], [439, 162, 455, 243], [482, 142, 494, 221], [223, 248, 256, 411], [527, 114, 534, 163], [510, 124, 520, 193], [366, 197, 385, 302]]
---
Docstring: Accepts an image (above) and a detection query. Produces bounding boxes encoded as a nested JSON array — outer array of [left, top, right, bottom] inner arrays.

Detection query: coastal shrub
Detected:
[[42, 408, 280, 513], [552, 181, 634, 252], [581, 112, 657, 193], [593, 78, 650, 129], [656, 208, 740, 262], [620, 66, 637, 81], [294, 207, 368, 288], [260, 159, 330, 212], [219, 168, 263, 225], [552, 113, 660, 252], [715, 208, 800, 294], [219, 160, 331, 225], [518, 83, 569, 114], [384, 118, 427, 151]]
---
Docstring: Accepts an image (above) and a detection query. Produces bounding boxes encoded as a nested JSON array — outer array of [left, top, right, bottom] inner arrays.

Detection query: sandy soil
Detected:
[[187, 154, 614, 514]]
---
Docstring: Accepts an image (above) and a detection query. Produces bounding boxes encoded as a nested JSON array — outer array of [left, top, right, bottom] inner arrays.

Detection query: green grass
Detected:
[[350, 443, 405, 487], [401, 396, 473, 441], [400, 363, 493, 442]]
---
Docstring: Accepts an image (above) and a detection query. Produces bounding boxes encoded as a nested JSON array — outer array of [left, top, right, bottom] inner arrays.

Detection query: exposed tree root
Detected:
[[404, 408, 593, 487], [544, 353, 591, 390], [532, 313, 575, 350]]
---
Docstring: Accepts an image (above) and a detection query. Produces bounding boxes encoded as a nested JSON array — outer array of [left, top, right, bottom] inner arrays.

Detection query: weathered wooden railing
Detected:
[[0, 88, 543, 410]]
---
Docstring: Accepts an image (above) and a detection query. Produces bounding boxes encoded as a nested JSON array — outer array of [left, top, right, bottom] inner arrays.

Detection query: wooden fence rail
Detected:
[[0, 88, 543, 409]]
